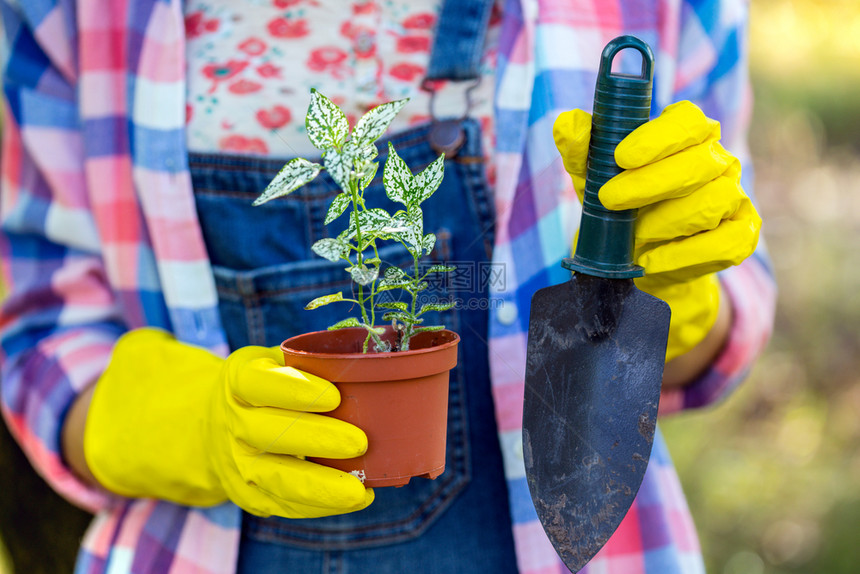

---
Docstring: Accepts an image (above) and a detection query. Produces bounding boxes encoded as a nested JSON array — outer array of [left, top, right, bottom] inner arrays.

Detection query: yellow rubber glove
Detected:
[[84, 328, 374, 517], [554, 101, 761, 361]]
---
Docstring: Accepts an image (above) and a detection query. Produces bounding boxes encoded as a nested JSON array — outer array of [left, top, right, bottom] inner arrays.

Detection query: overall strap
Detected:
[[425, 0, 495, 81]]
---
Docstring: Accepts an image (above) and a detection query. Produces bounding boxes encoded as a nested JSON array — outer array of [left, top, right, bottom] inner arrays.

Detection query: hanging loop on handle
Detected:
[[563, 35, 655, 279]]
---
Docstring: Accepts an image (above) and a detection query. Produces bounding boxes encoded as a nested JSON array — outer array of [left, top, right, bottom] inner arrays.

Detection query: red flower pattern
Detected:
[[185, 1, 495, 158], [396, 35, 431, 53], [267, 17, 310, 38], [352, 2, 377, 15], [185, 11, 219, 39], [202, 60, 249, 93], [307, 47, 349, 78], [256, 105, 292, 130], [403, 13, 435, 30], [273, 0, 319, 7], [202, 61, 248, 81], [256, 63, 282, 79], [228, 79, 263, 94], [238, 38, 267, 56], [219, 135, 269, 154], [389, 63, 424, 82]]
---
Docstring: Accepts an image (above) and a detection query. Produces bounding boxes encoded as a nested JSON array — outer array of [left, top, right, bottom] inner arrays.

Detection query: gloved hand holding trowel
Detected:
[[523, 36, 763, 573], [554, 99, 762, 377]]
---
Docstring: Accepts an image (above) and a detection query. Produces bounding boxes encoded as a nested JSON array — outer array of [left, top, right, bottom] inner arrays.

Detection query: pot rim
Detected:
[[280, 326, 460, 359]]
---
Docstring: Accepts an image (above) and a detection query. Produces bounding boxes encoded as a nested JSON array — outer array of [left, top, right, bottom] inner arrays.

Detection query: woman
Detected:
[[0, 0, 774, 572]]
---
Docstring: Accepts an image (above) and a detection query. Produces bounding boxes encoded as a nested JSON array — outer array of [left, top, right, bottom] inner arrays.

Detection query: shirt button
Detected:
[[496, 302, 517, 325]]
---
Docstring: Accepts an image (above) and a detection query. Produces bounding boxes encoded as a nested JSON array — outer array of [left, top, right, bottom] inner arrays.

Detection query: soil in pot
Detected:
[[281, 326, 459, 488]]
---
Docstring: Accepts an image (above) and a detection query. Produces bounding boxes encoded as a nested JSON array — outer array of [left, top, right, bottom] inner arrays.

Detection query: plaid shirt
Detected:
[[0, 0, 775, 573]]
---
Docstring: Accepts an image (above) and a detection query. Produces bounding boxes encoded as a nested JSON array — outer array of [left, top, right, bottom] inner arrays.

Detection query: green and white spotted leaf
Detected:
[[421, 233, 436, 255], [358, 207, 391, 242], [425, 264, 455, 274], [328, 317, 361, 330], [352, 99, 408, 146], [357, 208, 393, 235], [382, 311, 422, 325], [362, 324, 386, 335], [383, 266, 406, 281], [338, 139, 379, 191], [414, 325, 446, 333], [376, 301, 408, 311], [349, 265, 379, 286], [378, 266, 411, 290], [253, 158, 322, 205], [311, 237, 349, 262], [406, 206, 424, 234], [323, 147, 353, 192], [343, 210, 386, 248], [324, 193, 352, 225], [337, 225, 357, 245], [338, 211, 377, 251], [359, 161, 379, 191], [379, 211, 408, 238], [414, 153, 445, 204], [305, 292, 345, 310], [306, 89, 349, 151], [382, 209, 422, 251], [346, 139, 379, 166], [382, 143, 415, 205], [418, 301, 455, 315], [378, 280, 411, 292], [396, 206, 424, 251]]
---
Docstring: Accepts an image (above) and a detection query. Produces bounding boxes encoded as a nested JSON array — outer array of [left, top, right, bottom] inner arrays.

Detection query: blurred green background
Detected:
[[1, 0, 859, 572], [662, 0, 860, 572]]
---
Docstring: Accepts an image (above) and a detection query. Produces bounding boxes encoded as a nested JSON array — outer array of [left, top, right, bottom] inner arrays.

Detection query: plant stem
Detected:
[[347, 173, 388, 352], [349, 176, 371, 328], [369, 243, 381, 327], [365, 326, 385, 351], [400, 252, 422, 352]]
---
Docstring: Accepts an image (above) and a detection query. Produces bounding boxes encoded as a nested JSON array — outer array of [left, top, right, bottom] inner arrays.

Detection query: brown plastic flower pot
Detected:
[[281, 326, 459, 488]]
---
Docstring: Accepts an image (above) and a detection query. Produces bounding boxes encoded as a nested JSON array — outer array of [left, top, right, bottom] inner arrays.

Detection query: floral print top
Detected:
[[184, 0, 499, 162]]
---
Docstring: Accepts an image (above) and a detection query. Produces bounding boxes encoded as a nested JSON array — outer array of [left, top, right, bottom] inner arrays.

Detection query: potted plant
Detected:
[[254, 90, 460, 487]]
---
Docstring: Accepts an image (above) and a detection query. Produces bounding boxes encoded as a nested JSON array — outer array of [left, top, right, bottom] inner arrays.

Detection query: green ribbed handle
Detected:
[[563, 36, 654, 279]]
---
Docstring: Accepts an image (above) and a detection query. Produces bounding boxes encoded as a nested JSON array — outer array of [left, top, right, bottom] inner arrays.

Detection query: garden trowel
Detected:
[[522, 36, 671, 572]]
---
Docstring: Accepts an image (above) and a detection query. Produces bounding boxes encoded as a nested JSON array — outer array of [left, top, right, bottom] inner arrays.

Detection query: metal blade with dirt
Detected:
[[523, 36, 671, 572]]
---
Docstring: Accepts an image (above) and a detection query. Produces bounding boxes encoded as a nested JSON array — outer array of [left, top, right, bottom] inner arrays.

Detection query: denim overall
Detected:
[[190, 2, 517, 572]]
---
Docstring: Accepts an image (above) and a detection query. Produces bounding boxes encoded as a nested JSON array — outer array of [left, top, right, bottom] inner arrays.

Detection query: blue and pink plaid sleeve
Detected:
[[1, 2, 241, 572], [0, 0, 120, 512], [659, 0, 777, 415]]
